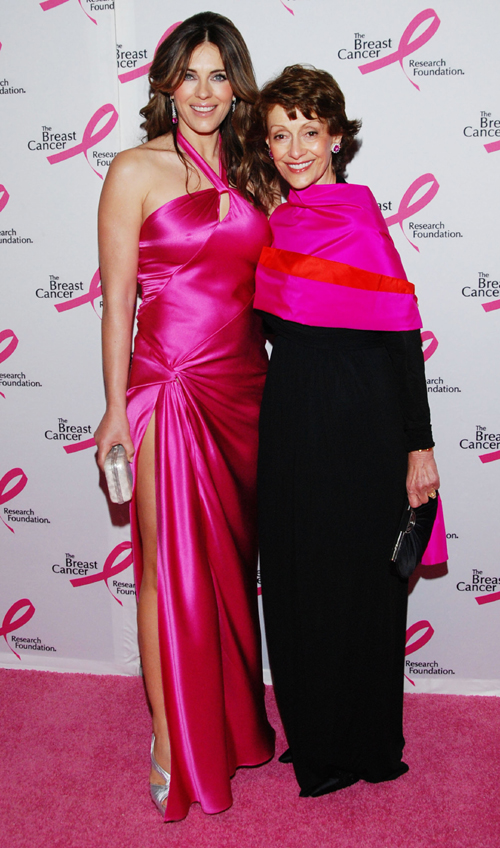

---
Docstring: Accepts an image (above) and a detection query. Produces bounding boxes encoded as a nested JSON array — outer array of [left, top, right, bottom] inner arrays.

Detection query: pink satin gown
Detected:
[[126, 134, 275, 821]]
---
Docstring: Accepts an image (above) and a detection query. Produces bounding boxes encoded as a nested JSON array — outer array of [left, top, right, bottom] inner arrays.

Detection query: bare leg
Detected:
[[136, 411, 171, 794]]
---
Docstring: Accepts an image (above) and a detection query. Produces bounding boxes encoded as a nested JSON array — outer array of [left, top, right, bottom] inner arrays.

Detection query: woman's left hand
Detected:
[[406, 449, 440, 508]]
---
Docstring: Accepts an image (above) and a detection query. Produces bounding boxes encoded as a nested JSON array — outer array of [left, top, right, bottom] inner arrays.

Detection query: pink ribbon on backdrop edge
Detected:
[[0, 329, 19, 364], [358, 8, 440, 91], [385, 174, 439, 250], [119, 23, 183, 83], [47, 104, 118, 179], [0, 184, 10, 213], [0, 467, 28, 533], [70, 541, 133, 605], [0, 599, 36, 659]]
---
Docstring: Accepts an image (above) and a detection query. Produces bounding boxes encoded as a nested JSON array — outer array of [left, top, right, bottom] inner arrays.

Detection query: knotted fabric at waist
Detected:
[[128, 333, 186, 390]]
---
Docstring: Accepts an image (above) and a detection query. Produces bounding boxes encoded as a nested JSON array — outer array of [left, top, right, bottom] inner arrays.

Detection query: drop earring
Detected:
[[231, 97, 236, 113], [267, 146, 274, 160], [170, 98, 178, 125]]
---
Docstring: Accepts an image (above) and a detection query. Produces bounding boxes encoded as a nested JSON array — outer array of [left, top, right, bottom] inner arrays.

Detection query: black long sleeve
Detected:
[[383, 329, 434, 452]]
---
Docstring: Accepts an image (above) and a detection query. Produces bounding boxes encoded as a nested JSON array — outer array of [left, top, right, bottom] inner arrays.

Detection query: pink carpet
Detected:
[[1, 669, 499, 848]]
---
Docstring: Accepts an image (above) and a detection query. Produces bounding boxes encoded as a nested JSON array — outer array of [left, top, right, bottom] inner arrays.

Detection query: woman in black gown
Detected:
[[241, 65, 441, 798]]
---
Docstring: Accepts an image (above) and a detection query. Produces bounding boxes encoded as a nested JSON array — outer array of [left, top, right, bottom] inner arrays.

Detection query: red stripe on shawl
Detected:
[[259, 247, 415, 296]]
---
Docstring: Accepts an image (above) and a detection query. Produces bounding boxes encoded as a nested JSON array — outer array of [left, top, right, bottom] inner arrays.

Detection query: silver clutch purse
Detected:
[[103, 444, 133, 504]]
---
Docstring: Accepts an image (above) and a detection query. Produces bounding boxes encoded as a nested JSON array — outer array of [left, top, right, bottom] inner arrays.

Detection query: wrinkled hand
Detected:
[[94, 408, 134, 471], [406, 450, 440, 508]]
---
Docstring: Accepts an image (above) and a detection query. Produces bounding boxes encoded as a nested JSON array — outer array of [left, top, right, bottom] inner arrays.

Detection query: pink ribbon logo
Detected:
[[385, 173, 439, 251], [70, 541, 134, 605], [47, 104, 118, 179], [0, 468, 28, 533], [405, 619, 434, 686], [55, 268, 101, 316], [0, 328, 18, 398], [479, 450, 500, 465], [476, 589, 500, 605], [0, 599, 36, 659], [119, 23, 182, 84], [0, 184, 9, 213], [64, 437, 96, 454], [40, 0, 97, 25], [359, 8, 440, 90], [405, 619, 434, 655], [482, 300, 500, 313], [421, 330, 438, 361], [0, 329, 19, 364], [485, 140, 500, 154]]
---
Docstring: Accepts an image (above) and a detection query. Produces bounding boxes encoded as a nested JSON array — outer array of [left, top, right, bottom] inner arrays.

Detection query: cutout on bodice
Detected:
[[218, 190, 230, 223]]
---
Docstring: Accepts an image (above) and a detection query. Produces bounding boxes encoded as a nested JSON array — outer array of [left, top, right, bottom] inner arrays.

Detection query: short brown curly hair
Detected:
[[239, 64, 361, 212]]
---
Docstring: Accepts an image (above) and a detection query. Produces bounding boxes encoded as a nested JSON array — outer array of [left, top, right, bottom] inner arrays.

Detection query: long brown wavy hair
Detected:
[[140, 12, 258, 190], [239, 64, 362, 213]]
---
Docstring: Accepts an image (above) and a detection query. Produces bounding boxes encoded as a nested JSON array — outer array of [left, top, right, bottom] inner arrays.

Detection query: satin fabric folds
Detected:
[[254, 183, 422, 331], [126, 134, 274, 821]]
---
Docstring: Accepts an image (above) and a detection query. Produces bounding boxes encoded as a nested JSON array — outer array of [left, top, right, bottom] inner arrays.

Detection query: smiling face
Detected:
[[172, 42, 234, 138], [266, 105, 342, 190]]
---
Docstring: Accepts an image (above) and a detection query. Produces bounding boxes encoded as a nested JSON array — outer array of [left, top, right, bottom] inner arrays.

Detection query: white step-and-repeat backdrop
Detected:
[[1, 0, 499, 694]]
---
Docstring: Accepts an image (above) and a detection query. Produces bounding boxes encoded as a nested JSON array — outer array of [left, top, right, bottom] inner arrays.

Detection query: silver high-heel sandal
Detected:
[[150, 733, 171, 814]]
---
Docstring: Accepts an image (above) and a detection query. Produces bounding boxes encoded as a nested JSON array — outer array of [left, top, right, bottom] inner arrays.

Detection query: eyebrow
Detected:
[[268, 120, 321, 130], [185, 67, 226, 73]]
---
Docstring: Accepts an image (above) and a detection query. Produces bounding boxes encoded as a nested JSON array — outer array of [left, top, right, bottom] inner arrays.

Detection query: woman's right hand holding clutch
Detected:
[[94, 407, 135, 472]]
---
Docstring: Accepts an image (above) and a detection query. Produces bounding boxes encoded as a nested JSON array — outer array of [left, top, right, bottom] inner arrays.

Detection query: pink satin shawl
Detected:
[[255, 182, 423, 331]]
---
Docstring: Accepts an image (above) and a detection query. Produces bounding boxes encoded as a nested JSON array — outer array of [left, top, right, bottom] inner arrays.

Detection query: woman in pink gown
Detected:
[[94, 13, 274, 822]]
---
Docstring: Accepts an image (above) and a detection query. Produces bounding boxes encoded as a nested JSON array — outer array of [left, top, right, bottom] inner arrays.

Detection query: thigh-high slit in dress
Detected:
[[126, 134, 275, 821]]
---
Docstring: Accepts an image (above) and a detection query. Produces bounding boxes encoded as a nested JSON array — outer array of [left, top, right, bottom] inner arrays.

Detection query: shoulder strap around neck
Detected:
[[176, 131, 227, 191]]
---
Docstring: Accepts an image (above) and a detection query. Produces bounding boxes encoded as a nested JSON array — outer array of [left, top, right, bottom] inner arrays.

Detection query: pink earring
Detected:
[[267, 147, 274, 160], [332, 143, 340, 154], [170, 98, 178, 125]]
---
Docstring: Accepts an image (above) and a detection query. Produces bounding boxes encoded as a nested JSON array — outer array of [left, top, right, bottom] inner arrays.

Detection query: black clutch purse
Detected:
[[390, 493, 439, 579]]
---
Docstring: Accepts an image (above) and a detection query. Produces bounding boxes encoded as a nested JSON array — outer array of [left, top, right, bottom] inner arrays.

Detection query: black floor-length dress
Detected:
[[258, 315, 433, 793]]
